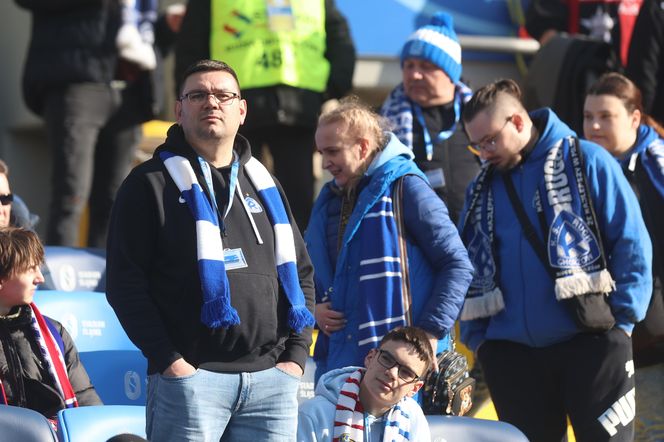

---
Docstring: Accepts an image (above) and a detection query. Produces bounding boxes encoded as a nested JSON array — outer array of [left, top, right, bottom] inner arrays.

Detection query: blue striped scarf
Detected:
[[160, 151, 314, 332], [356, 191, 409, 349], [381, 82, 472, 150], [460, 137, 615, 320]]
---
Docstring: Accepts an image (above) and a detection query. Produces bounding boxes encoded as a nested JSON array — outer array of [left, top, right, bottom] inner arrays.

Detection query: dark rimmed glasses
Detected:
[[179, 90, 240, 106], [467, 116, 513, 156], [376, 349, 421, 383], [0, 194, 13, 206]]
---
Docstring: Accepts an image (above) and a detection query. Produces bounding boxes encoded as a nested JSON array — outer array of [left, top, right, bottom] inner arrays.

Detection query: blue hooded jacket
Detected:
[[460, 109, 653, 352], [306, 133, 473, 377]]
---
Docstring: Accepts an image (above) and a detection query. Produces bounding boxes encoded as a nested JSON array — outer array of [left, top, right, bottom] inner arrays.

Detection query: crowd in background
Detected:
[[1, 0, 663, 441]]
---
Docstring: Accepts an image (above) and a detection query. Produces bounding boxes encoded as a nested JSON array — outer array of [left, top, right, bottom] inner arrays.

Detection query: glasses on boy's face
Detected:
[[179, 90, 240, 106], [376, 349, 421, 383], [0, 194, 13, 206], [467, 116, 513, 156]]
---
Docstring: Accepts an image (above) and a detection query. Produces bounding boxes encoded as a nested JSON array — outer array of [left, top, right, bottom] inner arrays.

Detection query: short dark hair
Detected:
[[178, 59, 241, 97], [0, 227, 44, 280], [380, 326, 435, 373], [463, 78, 523, 125]]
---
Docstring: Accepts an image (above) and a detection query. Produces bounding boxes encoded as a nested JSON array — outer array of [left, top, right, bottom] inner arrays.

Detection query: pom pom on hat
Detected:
[[401, 12, 462, 83]]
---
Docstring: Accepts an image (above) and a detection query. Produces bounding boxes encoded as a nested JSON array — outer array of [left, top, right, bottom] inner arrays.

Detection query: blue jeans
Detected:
[[146, 367, 300, 442]]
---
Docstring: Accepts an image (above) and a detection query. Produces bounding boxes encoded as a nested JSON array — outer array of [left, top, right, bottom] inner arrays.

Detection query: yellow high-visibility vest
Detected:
[[211, 0, 330, 92]]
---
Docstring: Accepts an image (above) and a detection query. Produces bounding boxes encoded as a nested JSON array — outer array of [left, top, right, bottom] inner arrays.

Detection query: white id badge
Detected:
[[425, 168, 446, 189], [224, 248, 248, 270]]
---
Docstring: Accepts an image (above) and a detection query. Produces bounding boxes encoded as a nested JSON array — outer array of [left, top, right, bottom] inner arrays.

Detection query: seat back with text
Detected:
[[57, 405, 146, 442], [33, 290, 147, 405], [0, 405, 58, 442], [426, 415, 528, 441], [40, 246, 106, 292], [297, 357, 317, 405]]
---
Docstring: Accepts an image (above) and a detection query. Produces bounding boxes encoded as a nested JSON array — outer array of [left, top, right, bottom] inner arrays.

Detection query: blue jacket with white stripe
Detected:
[[305, 133, 473, 378]]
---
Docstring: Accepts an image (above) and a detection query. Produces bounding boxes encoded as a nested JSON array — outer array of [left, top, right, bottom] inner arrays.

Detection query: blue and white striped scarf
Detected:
[[356, 190, 409, 349], [160, 151, 314, 332], [460, 137, 615, 320], [381, 82, 472, 150]]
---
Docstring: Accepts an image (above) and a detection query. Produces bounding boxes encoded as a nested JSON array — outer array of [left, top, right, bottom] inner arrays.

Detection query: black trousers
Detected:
[[240, 125, 315, 232], [43, 82, 141, 248], [478, 328, 635, 442]]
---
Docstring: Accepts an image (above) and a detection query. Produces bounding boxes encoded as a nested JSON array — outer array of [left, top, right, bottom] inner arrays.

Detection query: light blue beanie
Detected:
[[400, 12, 462, 83]]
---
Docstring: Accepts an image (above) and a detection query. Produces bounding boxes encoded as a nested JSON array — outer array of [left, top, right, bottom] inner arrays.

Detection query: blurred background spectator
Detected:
[[14, 0, 178, 247], [174, 0, 356, 230], [626, 0, 664, 126]]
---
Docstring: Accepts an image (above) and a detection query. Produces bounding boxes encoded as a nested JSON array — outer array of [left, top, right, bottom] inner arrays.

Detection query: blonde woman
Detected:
[[305, 98, 473, 380]]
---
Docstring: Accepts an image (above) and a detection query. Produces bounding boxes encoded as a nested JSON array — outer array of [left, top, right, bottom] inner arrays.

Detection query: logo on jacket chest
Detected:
[[244, 196, 263, 213]]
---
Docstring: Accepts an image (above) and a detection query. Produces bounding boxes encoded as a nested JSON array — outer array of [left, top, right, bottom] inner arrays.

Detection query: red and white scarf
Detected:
[[0, 304, 78, 410], [333, 368, 413, 442]]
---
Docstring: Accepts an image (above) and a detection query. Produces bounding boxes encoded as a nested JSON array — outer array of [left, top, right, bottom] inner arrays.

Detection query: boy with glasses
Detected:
[[297, 326, 433, 442]]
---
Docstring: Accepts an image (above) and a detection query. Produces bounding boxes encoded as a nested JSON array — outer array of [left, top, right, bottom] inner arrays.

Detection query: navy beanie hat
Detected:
[[400, 12, 462, 83]]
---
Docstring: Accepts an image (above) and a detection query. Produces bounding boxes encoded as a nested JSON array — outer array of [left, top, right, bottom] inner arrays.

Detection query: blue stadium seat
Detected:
[[40, 246, 106, 292], [426, 415, 529, 441], [0, 405, 58, 442], [57, 405, 146, 442], [33, 291, 147, 406]]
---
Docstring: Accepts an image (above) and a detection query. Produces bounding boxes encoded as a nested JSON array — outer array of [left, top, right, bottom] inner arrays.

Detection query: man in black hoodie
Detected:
[[106, 59, 315, 441]]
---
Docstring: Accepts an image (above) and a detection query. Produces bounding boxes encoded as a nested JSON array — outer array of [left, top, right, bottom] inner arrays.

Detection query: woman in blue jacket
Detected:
[[305, 98, 473, 380], [584, 72, 664, 441]]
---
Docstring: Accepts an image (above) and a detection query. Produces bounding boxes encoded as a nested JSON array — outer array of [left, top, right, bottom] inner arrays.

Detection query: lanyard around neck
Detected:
[[413, 91, 462, 161], [198, 154, 240, 223]]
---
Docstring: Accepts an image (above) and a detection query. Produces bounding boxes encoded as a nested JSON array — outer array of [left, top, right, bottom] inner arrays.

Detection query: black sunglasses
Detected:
[[0, 194, 13, 206]]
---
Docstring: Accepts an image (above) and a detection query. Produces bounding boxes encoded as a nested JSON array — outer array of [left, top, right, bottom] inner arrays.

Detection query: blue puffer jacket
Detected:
[[306, 133, 473, 377], [460, 109, 653, 352]]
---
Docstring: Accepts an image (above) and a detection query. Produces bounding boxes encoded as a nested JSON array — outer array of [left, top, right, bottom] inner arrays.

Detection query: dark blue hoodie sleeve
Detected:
[[402, 175, 474, 338]]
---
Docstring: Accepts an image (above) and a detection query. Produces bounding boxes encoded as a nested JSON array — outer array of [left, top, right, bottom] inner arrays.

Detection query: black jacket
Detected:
[[15, 0, 119, 115], [0, 306, 102, 418], [411, 103, 480, 225], [15, 0, 174, 121], [626, 0, 664, 125], [106, 125, 315, 375], [626, 158, 664, 367], [526, 0, 623, 44], [174, 0, 356, 130]]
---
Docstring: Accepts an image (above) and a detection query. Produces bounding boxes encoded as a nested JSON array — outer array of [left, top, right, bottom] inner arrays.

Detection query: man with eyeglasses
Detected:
[[175, 0, 356, 231], [298, 326, 433, 442], [381, 12, 480, 225], [458, 78, 652, 442], [106, 59, 315, 441]]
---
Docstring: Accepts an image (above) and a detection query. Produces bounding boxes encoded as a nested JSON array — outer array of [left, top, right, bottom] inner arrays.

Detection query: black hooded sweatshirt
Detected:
[[106, 125, 315, 375]]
